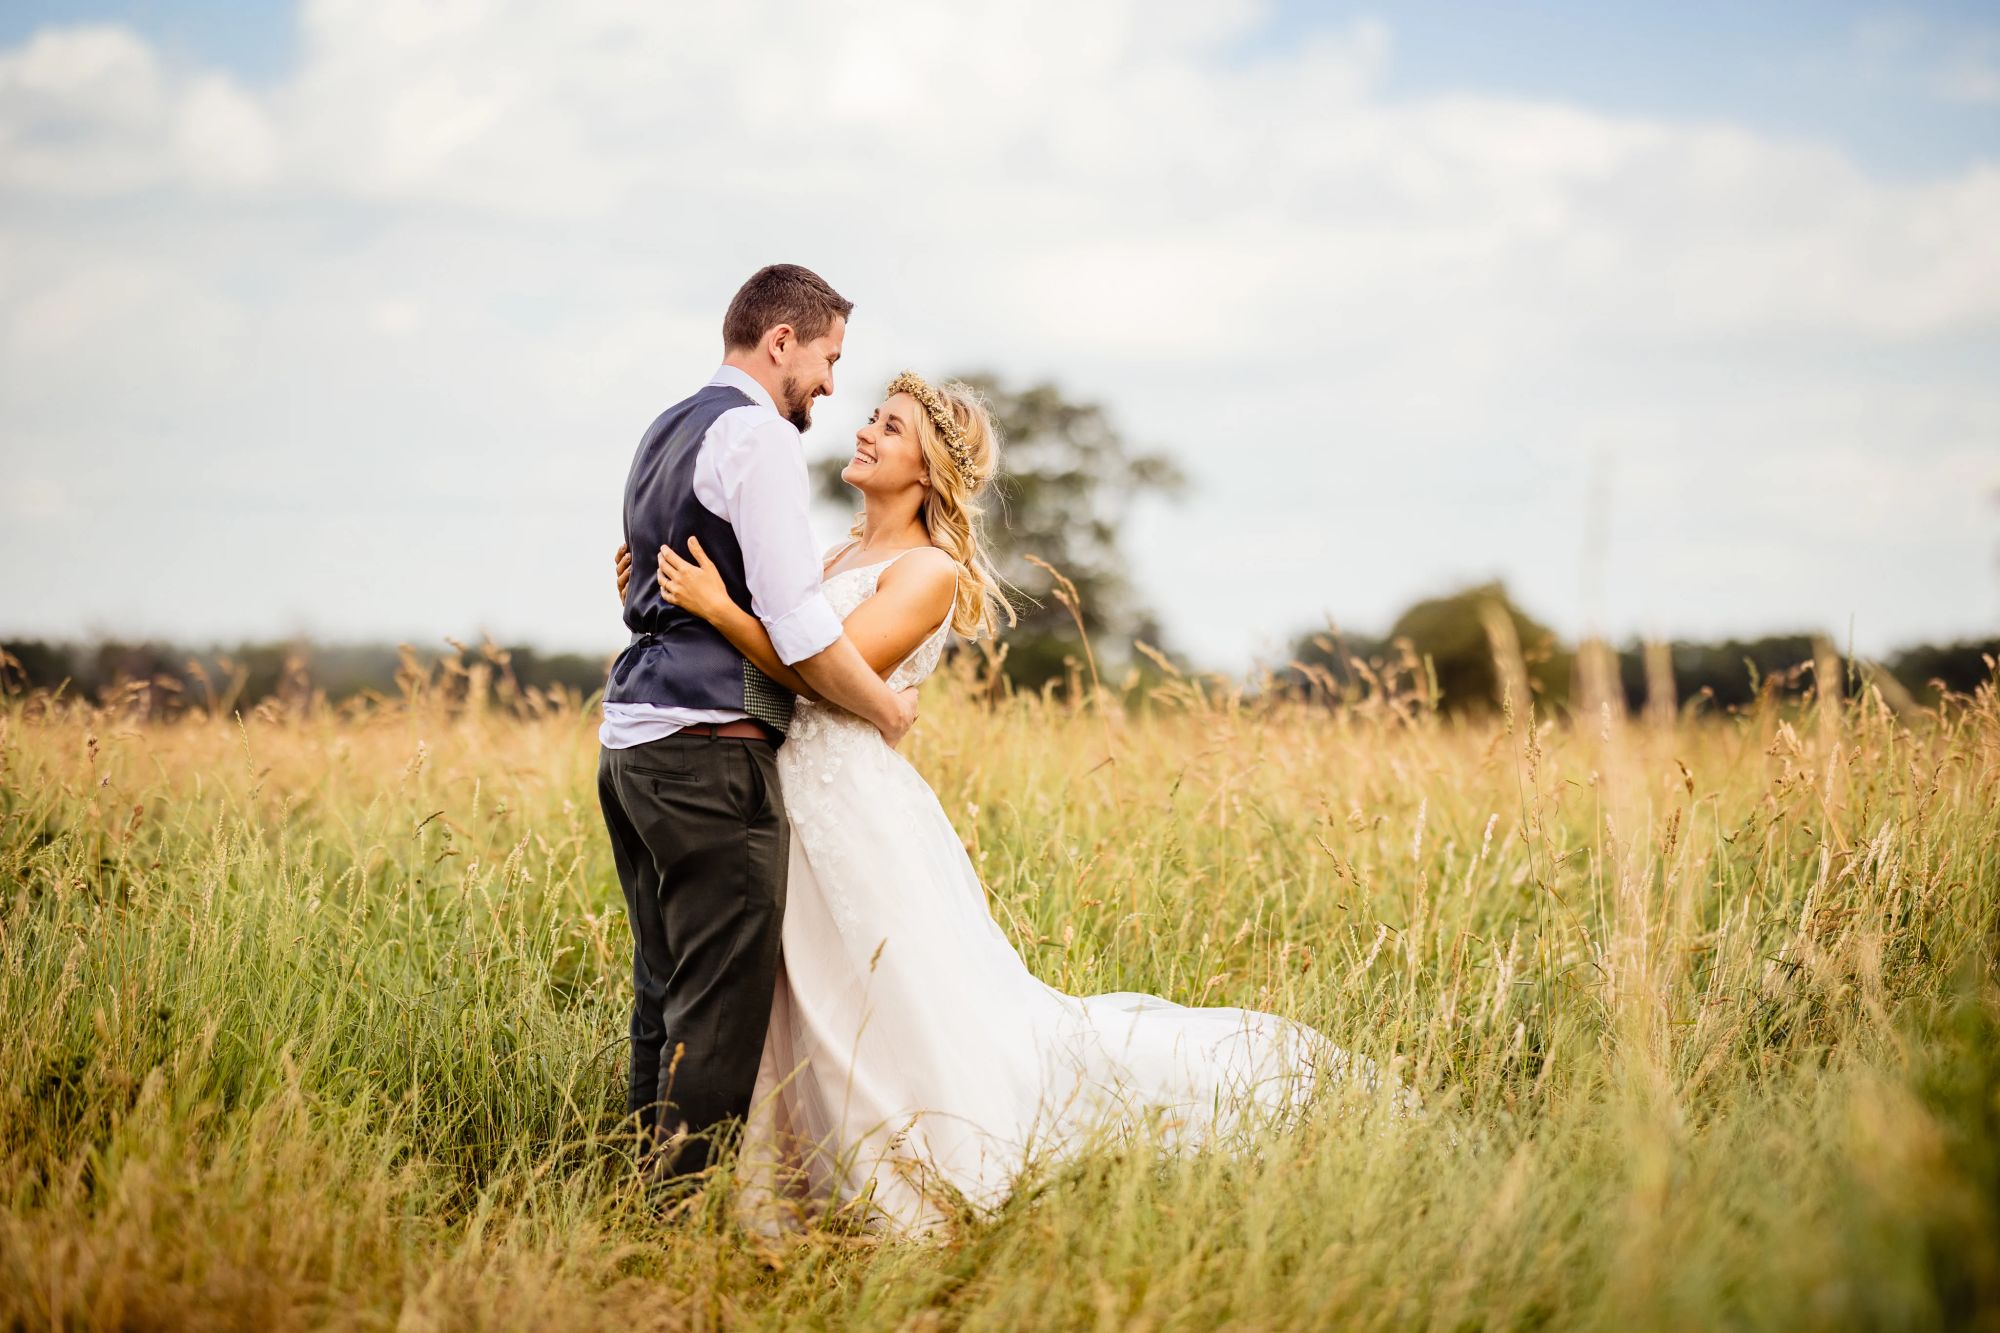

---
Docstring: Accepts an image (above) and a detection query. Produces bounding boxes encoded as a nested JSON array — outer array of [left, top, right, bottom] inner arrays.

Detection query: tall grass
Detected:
[[1, 653, 1995, 1330]]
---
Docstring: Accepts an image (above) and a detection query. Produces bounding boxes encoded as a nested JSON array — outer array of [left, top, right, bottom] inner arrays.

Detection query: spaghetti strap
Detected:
[[820, 538, 862, 578], [880, 547, 956, 645], [849, 545, 957, 643]]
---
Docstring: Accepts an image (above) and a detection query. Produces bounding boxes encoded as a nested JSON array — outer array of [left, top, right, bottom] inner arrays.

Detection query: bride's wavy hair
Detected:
[[847, 377, 1014, 640]]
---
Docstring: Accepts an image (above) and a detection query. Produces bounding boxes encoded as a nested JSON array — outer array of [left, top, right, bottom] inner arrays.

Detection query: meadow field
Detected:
[[1, 651, 1995, 1331]]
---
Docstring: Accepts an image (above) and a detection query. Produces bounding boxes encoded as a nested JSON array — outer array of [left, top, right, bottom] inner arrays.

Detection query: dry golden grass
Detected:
[[1, 654, 1996, 1330]]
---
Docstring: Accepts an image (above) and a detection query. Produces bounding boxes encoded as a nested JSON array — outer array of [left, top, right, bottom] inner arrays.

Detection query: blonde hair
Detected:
[[851, 376, 1013, 639]]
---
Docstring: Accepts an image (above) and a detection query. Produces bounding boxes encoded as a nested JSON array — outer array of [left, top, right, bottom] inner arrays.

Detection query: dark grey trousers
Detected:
[[596, 732, 788, 1180]]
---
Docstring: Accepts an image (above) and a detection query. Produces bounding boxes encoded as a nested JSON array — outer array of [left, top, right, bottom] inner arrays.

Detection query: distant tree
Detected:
[[0, 640, 71, 695], [1277, 622, 1393, 702], [811, 373, 1186, 690], [1886, 637, 2000, 703], [1611, 635, 1825, 713], [1387, 583, 1571, 715], [0, 637, 615, 715]]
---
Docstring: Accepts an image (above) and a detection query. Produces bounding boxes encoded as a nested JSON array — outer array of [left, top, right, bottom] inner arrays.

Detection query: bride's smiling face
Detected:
[[841, 392, 929, 498]]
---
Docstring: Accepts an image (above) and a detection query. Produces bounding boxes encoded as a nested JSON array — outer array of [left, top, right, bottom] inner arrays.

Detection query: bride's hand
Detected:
[[657, 537, 733, 624], [614, 543, 631, 602]]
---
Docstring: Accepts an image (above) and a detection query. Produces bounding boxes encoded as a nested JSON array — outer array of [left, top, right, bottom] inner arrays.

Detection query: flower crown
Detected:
[[885, 371, 979, 484]]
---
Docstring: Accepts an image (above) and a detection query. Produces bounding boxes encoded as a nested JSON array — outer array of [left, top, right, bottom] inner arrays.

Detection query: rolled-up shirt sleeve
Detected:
[[720, 417, 843, 665]]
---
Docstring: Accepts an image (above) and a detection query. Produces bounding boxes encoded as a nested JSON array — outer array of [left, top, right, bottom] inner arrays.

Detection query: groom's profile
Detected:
[[597, 264, 916, 1185]]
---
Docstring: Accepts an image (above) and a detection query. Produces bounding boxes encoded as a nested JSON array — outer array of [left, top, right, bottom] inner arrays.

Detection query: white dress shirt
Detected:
[[600, 365, 843, 748]]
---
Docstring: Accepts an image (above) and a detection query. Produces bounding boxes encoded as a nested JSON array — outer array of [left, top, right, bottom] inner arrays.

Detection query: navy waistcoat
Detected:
[[604, 385, 796, 737]]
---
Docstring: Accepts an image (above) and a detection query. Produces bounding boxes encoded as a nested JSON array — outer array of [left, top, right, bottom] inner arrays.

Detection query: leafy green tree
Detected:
[[1387, 582, 1571, 714], [812, 373, 1186, 689], [1883, 637, 1997, 704]]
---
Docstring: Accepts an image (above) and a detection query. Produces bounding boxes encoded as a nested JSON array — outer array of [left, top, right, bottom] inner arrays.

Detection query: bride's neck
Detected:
[[855, 491, 927, 552]]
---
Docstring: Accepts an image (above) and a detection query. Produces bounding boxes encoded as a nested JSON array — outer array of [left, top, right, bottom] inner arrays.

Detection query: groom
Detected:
[[598, 263, 916, 1183]]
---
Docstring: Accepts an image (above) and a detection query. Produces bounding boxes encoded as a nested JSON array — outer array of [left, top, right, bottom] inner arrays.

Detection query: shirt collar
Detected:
[[708, 364, 778, 416]]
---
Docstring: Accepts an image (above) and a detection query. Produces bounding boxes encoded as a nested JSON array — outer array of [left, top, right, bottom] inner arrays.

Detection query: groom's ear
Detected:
[[763, 323, 796, 362]]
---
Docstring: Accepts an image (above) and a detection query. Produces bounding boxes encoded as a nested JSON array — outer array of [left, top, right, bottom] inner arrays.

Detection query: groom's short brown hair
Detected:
[[722, 264, 853, 351]]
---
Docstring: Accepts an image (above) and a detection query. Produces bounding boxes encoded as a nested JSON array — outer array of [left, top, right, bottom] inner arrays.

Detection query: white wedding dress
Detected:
[[738, 551, 1380, 1234]]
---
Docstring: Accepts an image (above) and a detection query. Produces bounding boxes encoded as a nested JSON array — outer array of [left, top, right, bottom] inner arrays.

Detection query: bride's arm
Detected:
[[838, 548, 958, 675], [659, 540, 955, 683], [654, 540, 819, 698]]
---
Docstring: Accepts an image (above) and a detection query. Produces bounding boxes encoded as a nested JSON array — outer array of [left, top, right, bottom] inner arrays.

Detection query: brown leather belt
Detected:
[[680, 719, 773, 741]]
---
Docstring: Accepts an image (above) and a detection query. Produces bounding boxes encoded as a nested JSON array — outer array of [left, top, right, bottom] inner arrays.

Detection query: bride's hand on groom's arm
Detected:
[[656, 539, 733, 625], [614, 543, 630, 602], [658, 538, 824, 704]]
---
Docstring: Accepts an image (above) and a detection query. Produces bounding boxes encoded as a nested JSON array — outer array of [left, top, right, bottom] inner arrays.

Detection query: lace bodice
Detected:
[[819, 555, 953, 692], [780, 552, 953, 800]]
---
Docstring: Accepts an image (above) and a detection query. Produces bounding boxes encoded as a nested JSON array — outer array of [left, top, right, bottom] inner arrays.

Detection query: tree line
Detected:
[[1281, 582, 1998, 715], [5, 374, 1991, 717], [6, 604, 1990, 721]]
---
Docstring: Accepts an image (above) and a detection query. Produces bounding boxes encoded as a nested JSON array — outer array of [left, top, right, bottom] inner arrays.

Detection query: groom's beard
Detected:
[[780, 376, 814, 432]]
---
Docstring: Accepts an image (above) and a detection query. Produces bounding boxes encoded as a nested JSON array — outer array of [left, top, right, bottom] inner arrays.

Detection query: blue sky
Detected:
[[0, 1, 1995, 664], [1383, 2, 1995, 176], [11, 0, 1993, 174]]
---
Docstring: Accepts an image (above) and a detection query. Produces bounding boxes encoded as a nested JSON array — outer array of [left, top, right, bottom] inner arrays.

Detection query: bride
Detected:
[[627, 371, 1391, 1233]]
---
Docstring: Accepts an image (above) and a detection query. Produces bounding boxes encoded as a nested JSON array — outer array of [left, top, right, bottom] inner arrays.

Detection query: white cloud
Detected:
[[0, 25, 167, 193], [176, 73, 280, 186], [0, 1, 1995, 661]]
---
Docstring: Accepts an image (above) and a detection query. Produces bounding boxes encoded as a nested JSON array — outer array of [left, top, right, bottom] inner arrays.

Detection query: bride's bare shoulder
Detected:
[[880, 544, 956, 580], [877, 545, 958, 604]]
